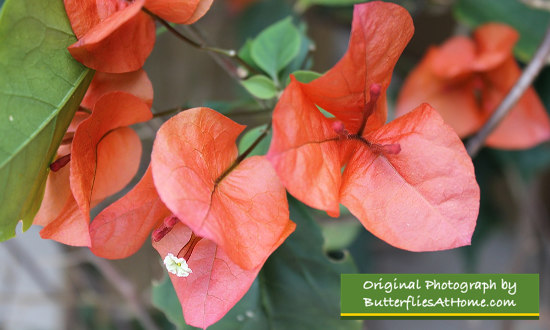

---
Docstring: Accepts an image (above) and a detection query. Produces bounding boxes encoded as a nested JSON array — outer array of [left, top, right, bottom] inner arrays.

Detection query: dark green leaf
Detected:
[[153, 198, 360, 329], [153, 275, 268, 330], [238, 124, 272, 157], [257, 197, 359, 329], [235, 0, 293, 45], [241, 75, 278, 99], [0, 0, 93, 240], [454, 0, 550, 62], [251, 17, 301, 83]]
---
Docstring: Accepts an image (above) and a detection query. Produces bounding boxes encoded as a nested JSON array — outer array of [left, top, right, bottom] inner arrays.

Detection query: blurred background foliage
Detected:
[[1, 0, 550, 329]]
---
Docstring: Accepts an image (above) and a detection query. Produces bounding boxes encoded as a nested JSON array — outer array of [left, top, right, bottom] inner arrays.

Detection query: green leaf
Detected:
[[238, 124, 272, 157], [280, 22, 314, 81], [152, 275, 190, 329], [238, 39, 261, 71], [251, 17, 301, 82], [241, 75, 278, 99], [454, 0, 550, 62], [290, 70, 322, 85], [321, 220, 362, 251], [153, 275, 268, 330], [153, 198, 360, 329], [0, 0, 93, 240]]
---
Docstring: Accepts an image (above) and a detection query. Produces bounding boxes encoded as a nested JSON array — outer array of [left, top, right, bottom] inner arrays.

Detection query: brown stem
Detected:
[[215, 123, 272, 184], [187, 25, 260, 76], [466, 24, 550, 157], [142, 8, 257, 78]]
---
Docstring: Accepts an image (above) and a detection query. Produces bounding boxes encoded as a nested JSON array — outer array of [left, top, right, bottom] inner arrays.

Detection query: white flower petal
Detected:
[[163, 253, 192, 277]]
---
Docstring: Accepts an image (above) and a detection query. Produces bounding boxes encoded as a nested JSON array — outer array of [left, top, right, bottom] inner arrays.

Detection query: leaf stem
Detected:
[[142, 8, 257, 79], [466, 24, 550, 157], [237, 122, 272, 162], [215, 122, 272, 184]]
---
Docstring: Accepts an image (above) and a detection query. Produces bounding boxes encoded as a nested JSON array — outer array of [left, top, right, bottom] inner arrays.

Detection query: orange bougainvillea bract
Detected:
[[89, 108, 295, 328], [34, 70, 153, 246], [267, 1, 480, 251], [64, 0, 214, 73], [396, 23, 550, 149]]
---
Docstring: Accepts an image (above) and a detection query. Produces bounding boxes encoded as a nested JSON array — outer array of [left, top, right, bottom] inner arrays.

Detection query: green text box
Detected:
[[341, 274, 539, 320]]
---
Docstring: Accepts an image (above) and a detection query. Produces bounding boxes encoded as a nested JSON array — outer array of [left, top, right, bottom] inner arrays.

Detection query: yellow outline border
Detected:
[[341, 313, 539, 317]]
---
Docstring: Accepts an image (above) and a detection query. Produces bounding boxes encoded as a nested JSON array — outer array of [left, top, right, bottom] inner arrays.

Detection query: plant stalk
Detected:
[[466, 24, 550, 157]]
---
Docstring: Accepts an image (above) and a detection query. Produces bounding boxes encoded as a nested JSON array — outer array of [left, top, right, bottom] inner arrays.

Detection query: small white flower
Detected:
[[164, 253, 192, 277]]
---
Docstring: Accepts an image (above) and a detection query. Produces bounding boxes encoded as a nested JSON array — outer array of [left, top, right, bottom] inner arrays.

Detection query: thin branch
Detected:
[[83, 251, 160, 330], [187, 25, 260, 76], [142, 8, 256, 78], [466, 24, 550, 157]]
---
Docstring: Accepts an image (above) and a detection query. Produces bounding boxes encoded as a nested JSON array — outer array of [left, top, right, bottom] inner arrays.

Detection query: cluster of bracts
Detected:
[[35, 1, 549, 328]]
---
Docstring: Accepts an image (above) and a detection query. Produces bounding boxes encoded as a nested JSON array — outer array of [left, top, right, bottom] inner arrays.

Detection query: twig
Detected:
[[83, 251, 160, 330], [237, 122, 272, 163], [466, 24, 550, 157], [186, 25, 260, 76], [142, 8, 256, 79], [215, 122, 272, 184]]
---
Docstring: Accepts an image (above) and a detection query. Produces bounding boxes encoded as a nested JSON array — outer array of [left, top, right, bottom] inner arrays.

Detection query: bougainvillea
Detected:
[[15, 0, 550, 327], [89, 108, 295, 328], [267, 2, 480, 251], [64, 0, 213, 72], [396, 23, 550, 149], [34, 70, 153, 245]]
